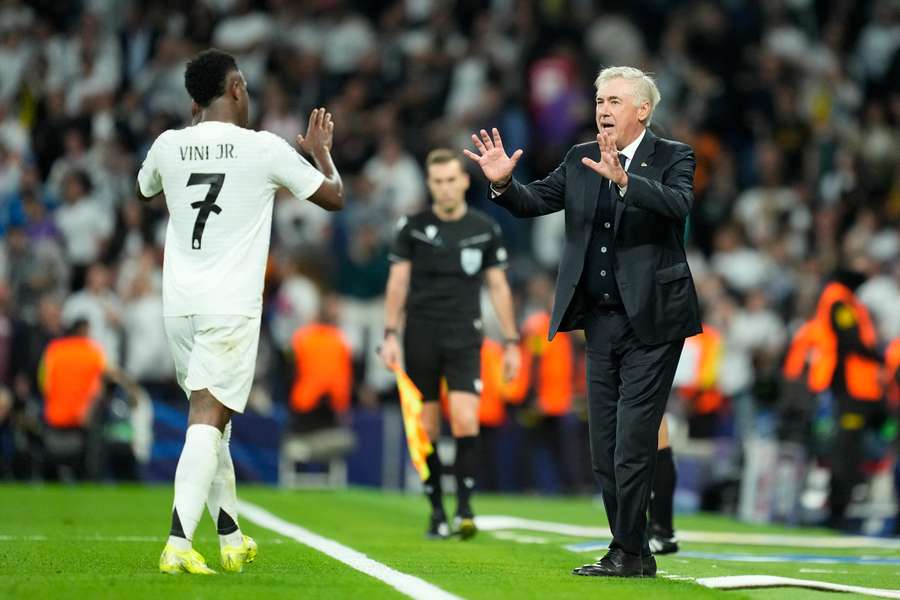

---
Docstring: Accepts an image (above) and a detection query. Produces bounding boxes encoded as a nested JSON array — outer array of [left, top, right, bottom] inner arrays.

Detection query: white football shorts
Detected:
[[164, 314, 261, 414]]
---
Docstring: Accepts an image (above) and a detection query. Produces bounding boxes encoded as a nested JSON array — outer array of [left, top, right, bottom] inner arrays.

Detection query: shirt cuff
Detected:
[[490, 180, 512, 197], [616, 184, 627, 197]]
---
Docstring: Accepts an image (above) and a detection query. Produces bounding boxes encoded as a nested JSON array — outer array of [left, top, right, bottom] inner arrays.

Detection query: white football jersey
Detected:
[[137, 121, 324, 317]]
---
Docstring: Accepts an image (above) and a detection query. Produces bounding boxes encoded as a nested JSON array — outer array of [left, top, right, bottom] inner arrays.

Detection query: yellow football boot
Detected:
[[159, 544, 216, 575], [453, 515, 478, 541], [220, 535, 258, 573]]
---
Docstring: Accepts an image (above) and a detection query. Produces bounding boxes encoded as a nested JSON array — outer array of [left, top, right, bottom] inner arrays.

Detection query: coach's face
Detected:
[[595, 77, 650, 150], [427, 159, 470, 214]]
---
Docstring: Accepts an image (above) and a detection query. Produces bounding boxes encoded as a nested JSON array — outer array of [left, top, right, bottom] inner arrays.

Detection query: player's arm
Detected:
[[298, 108, 344, 211], [135, 181, 160, 203], [485, 266, 521, 381], [136, 135, 165, 203], [380, 260, 410, 369]]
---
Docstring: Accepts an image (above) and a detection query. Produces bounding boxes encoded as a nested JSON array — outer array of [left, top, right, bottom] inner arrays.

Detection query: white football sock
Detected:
[[167, 424, 222, 549], [206, 421, 244, 548]]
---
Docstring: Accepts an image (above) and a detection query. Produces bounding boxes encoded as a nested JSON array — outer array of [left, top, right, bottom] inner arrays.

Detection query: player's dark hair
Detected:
[[184, 49, 238, 108], [426, 148, 463, 168]]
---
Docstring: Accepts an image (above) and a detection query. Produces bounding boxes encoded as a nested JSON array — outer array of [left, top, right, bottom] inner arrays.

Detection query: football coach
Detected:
[[464, 66, 700, 578]]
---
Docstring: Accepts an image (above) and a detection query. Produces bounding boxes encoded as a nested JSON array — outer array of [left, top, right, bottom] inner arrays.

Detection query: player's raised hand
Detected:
[[463, 128, 524, 185], [297, 107, 334, 157], [581, 129, 627, 186]]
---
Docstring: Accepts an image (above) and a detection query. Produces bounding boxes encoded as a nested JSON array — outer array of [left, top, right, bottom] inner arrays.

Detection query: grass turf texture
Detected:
[[1, 485, 898, 599]]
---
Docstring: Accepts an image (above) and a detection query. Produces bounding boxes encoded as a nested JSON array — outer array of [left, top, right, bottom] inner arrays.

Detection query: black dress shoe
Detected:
[[641, 554, 656, 577], [572, 548, 643, 577]]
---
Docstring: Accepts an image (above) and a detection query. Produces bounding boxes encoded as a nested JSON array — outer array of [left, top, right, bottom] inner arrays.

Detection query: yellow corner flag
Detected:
[[392, 366, 433, 481]]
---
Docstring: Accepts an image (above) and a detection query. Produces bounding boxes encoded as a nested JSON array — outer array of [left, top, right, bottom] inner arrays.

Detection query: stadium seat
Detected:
[[279, 428, 357, 488]]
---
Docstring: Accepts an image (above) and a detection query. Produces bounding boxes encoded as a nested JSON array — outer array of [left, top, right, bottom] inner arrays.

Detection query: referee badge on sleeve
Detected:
[[460, 247, 483, 275]]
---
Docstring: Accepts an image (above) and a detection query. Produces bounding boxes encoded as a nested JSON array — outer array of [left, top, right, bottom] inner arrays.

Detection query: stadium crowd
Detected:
[[0, 0, 898, 517]]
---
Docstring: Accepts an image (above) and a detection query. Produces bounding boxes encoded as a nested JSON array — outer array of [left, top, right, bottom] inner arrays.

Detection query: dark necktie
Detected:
[[608, 153, 628, 210]]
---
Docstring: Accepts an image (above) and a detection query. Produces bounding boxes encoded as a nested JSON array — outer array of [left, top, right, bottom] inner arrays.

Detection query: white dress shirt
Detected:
[[615, 127, 646, 196]]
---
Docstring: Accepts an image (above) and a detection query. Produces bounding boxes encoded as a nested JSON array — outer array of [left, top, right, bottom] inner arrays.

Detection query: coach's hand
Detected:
[[297, 107, 334, 157], [581, 129, 628, 187], [379, 333, 401, 371], [463, 128, 523, 186]]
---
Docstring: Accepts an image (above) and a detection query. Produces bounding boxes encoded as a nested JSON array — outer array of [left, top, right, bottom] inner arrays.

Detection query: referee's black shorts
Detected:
[[403, 316, 483, 401]]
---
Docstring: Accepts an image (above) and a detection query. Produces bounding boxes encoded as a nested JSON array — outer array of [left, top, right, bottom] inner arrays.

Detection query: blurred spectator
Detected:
[[39, 318, 138, 481], [62, 263, 122, 363], [269, 255, 321, 352], [362, 136, 426, 221], [335, 218, 391, 395], [733, 143, 809, 253], [121, 258, 171, 388], [54, 170, 113, 288], [0, 225, 68, 322], [711, 224, 774, 294], [10, 295, 64, 481], [288, 294, 352, 433]]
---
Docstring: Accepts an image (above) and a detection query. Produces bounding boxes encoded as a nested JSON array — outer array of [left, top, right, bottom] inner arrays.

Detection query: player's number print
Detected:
[[186, 173, 225, 250]]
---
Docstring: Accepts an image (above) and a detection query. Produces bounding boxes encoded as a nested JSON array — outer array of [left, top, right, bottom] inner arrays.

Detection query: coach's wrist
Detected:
[[503, 336, 520, 347], [384, 327, 398, 340], [491, 176, 513, 193]]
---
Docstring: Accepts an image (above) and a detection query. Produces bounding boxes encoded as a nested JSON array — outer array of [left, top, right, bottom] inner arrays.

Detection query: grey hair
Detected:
[[594, 66, 661, 126]]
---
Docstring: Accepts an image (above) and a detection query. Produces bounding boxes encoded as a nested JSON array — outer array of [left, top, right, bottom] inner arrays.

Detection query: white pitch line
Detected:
[[475, 515, 900, 550], [237, 500, 462, 600], [697, 575, 900, 599]]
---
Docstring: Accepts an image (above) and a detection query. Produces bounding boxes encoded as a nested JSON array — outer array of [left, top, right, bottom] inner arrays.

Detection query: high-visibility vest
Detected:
[[678, 324, 724, 415], [886, 338, 900, 408], [479, 339, 508, 427], [519, 311, 573, 416], [806, 282, 882, 400], [783, 319, 824, 388], [289, 323, 353, 414], [40, 336, 106, 428]]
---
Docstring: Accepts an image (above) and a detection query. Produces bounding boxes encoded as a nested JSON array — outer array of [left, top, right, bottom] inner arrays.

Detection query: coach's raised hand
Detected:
[[463, 128, 523, 187], [581, 129, 628, 187]]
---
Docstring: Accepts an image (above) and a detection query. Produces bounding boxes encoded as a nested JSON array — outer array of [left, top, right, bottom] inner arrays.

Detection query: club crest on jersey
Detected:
[[425, 225, 438, 239], [460, 247, 482, 275]]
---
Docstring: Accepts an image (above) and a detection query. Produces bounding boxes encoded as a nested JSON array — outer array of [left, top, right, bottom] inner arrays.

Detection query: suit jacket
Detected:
[[491, 129, 702, 345]]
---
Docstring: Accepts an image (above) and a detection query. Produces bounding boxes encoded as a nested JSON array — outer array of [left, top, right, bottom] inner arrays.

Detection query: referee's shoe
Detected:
[[648, 524, 679, 555], [427, 512, 450, 540], [453, 511, 477, 540]]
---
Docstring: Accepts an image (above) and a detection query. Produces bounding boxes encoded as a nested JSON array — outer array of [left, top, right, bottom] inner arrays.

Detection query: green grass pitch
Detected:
[[1, 484, 899, 599]]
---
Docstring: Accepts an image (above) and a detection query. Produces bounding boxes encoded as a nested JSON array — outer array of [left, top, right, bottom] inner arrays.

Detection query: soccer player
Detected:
[[136, 49, 343, 574], [379, 148, 520, 540]]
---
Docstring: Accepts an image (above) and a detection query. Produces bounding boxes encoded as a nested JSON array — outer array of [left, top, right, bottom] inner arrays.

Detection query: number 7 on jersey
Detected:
[[186, 173, 225, 249]]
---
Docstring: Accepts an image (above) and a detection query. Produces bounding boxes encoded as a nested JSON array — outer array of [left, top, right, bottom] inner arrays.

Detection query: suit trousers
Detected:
[[584, 307, 684, 555]]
